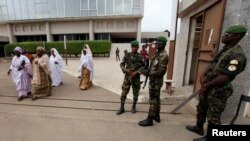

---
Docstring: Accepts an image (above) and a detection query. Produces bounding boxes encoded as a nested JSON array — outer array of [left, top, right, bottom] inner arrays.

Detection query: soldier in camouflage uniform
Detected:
[[138, 36, 169, 126], [116, 40, 145, 115], [186, 25, 248, 141]]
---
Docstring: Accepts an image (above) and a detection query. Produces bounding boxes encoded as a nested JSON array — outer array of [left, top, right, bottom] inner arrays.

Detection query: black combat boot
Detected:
[[186, 122, 204, 136], [131, 102, 136, 113], [153, 113, 160, 123], [193, 135, 207, 141], [138, 116, 153, 127], [116, 103, 125, 115]]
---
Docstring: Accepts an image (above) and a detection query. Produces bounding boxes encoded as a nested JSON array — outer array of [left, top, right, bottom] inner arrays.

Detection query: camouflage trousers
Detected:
[[197, 87, 233, 125], [120, 74, 140, 104], [148, 78, 163, 118]]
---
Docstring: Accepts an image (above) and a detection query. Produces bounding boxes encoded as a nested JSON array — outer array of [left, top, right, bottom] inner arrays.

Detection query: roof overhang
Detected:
[[0, 15, 143, 24], [178, 0, 219, 18]]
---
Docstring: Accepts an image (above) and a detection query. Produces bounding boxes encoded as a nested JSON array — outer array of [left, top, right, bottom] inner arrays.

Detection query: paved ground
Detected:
[[0, 61, 201, 141], [63, 58, 185, 102]]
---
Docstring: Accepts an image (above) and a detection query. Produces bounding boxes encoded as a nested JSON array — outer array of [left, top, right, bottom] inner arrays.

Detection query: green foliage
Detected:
[[4, 40, 112, 56]]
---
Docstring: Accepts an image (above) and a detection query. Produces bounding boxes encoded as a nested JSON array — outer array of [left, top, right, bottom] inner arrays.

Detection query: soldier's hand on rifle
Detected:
[[130, 71, 138, 78], [200, 84, 208, 95], [125, 69, 133, 75]]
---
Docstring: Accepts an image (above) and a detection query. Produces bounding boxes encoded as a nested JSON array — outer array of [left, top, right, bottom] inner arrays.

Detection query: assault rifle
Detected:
[[142, 57, 154, 89]]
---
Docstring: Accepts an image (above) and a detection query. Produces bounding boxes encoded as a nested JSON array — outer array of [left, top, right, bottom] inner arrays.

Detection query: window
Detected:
[[115, 0, 122, 14], [132, 0, 140, 14], [16, 35, 47, 42], [81, 0, 97, 16], [0, 5, 8, 20], [89, 0, 96, 9], [124, 0, 132, 14], [97, 0, 105, 15], [95, 33, 110, 40], [56, 0, 64, 17], [81, 0, 88, 9], [53, 34, 89, 41], [106, 0, 113, 15], [133, 0, 140, 7], [65, 0, 74, 17], [89, 0, 97, 16], [35, 0, 49, 19]]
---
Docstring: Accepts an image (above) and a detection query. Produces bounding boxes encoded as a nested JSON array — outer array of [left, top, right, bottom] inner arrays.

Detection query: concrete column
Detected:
[[46, 22, 52, 42], [89, 20, 94, 40], [7, 24, 16, 43], [136, 18, 142, 43]]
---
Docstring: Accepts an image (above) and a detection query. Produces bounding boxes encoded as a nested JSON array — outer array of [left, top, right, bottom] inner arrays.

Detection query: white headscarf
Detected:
[[10, 47, 32, 85], [78, 45, 94, 80], [14, 46, 24, 54], [49, 48, 64, 70], [84, 44, 92, 57]]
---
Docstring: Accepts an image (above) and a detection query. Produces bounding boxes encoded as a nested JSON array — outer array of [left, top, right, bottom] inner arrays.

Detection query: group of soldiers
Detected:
[[116, 25, 248, 141], [116, 36, 169, 127]]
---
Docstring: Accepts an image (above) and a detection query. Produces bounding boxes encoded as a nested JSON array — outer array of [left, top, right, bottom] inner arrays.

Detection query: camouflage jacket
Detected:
[[205, 44, 247, 82], [149, 49, 169, 80], [120, 52, 144, 74]]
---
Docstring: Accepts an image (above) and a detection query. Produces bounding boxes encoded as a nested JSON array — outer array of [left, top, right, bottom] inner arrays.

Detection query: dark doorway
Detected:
[[0, 42, 9, 57]]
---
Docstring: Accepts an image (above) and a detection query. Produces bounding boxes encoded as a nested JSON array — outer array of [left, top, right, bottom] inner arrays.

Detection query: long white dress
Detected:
[[78, 44, 94, 81], [49, 48, 64, 86], [10, 55, 32, 97]]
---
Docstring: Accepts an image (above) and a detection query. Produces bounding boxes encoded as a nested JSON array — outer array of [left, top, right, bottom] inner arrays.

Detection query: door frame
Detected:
[[193, 0, 227, 91]]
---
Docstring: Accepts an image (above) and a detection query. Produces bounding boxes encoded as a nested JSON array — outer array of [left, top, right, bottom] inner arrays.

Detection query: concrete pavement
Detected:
[[63, 58, 186, 102], [0, 61, 201, 141]]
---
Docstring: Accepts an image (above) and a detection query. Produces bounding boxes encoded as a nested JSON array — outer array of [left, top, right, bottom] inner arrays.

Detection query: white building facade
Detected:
[[0, 0, 144, 43]]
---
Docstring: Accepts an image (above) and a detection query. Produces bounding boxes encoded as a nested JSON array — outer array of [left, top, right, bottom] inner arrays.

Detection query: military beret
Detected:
[[131, 40, 139, 47], [156, 36, 167, 44], [225, 25, 247, 34]]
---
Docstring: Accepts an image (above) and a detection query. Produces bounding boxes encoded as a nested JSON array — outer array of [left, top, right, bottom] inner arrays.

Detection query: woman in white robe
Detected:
[[78, 44, 94, 90], [7, 46, 32, 101], [49, 48, 64, 87]]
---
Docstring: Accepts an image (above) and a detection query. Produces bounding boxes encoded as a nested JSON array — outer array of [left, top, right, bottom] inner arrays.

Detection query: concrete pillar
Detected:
[[46, 22, 52, 42], [89, 20, 94, 40], [136, 18, 142, 43], [7, 24, 16, 43]]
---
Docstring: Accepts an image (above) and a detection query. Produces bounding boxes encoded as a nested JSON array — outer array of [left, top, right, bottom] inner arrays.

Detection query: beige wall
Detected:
[[179, 0, 197, 12], [12, 23, 46, 35], [94, 20, 137, 33], [0, 24, 8, 36], [51, 21, 89, 34], [1, 17, 142, 42]]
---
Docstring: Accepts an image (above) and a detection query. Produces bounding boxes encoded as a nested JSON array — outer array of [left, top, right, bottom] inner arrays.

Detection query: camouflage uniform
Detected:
[[120, 52, 144, 104], [197, 44, 247, 125], [147, 50, 169, 118]]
